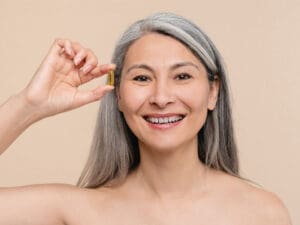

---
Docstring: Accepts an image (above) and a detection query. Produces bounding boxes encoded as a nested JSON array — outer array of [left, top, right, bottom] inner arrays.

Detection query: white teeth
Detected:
[[146, 115, 184, 124]]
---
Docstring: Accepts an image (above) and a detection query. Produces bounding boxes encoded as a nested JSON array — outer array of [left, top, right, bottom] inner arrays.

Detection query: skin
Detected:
[[0, 34, 292, 225], [117, 33, 219, 200]]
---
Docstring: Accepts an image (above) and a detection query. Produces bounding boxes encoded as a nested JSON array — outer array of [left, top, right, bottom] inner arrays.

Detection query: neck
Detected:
[[131, 138, 209, 201]]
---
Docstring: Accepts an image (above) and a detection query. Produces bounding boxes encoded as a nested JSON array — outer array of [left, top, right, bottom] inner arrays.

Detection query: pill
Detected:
[[107, 70, 115, 86]]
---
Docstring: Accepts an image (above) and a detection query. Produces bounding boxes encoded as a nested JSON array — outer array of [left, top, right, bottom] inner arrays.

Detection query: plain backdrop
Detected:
[[0, 0, 299, 223]]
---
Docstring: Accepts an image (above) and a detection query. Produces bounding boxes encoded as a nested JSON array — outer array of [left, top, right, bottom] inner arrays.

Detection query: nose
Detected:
[[148, 80, 176, 108]]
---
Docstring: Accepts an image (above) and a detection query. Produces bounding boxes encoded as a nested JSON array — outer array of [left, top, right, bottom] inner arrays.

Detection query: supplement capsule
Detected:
[[107, 70, 115, 86]]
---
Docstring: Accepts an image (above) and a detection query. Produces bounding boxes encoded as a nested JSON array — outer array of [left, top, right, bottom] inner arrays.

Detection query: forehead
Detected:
[[123, 32, 203, 68]]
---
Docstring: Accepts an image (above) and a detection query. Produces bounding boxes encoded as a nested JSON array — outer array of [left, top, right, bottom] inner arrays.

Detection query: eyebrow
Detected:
[[125, 61, 200, 74]]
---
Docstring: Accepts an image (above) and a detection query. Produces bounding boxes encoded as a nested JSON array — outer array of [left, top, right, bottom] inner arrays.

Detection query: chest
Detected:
[[67, 201, 252, 225]]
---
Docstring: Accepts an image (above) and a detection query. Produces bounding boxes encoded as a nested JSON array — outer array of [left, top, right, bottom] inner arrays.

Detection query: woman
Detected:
[[0, 12, 291, 225]]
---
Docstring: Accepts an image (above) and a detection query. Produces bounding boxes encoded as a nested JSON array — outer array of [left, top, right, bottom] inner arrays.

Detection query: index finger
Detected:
[[49, 38, 75, 57]]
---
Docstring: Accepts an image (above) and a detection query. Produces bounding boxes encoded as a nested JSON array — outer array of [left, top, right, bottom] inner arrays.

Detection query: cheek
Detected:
[[178, 84, 210, 134], [178, 83, 210, 112], [118, 84, 149, 114]]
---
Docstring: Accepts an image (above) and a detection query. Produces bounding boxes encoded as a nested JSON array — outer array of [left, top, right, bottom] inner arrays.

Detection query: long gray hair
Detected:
[[77, 12, 239, 188]]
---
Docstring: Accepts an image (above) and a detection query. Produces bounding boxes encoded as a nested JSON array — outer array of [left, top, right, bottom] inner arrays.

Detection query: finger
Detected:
[[57, 40, 84, 57], [69, 41, 85, 54], [64, 39, 75, 57], [80, 49, 98, 74], [73, 48, 88, 66], [61, 41, 99, 72], [90, 63, 116, 76], [72, 85, 115, 108], [54, 38, 75, 57], [78, 63, 116, 85], [49, 38, 65, 56]]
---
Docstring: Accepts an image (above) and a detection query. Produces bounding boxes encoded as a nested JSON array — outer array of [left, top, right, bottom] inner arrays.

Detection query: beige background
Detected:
[[0, 0, 299, 223]]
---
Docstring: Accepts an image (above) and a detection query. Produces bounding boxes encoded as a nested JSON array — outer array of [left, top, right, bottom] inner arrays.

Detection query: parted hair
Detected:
[[77, 12, 239, 188]]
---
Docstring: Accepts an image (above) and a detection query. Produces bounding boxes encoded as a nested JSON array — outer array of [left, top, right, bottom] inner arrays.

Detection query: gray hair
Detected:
[[77, 12, 239, 188]]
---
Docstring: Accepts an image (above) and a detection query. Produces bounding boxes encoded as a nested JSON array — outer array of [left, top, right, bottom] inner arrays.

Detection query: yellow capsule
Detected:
[[107, 70, 115, 86]]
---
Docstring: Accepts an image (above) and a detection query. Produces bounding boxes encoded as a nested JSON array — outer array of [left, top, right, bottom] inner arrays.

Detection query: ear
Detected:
[[116, 87, 123, 112], [208, 76, 220, 110]]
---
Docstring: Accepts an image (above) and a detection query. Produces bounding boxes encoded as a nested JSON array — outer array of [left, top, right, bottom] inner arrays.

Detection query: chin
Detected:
[[138, 136, 196, 154]]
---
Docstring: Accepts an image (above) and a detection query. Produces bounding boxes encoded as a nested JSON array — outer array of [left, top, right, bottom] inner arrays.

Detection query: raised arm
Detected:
[[0, 38, 115, 155], [0, 39, 114, 224]]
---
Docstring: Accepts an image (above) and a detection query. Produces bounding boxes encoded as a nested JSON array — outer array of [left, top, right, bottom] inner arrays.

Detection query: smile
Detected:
[[143, 115, 185, 124]]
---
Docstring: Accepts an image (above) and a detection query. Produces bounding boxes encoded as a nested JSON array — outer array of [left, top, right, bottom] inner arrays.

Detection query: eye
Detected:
[[133, 75, 151, 82], [175, 73, 192, 80]]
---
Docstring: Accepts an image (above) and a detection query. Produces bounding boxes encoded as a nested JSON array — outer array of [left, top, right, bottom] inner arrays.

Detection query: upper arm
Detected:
[[0, 184, 71, 225]]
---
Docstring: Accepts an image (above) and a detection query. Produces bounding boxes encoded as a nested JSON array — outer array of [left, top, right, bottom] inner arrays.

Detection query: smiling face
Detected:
[[118, 33, 219, 152]]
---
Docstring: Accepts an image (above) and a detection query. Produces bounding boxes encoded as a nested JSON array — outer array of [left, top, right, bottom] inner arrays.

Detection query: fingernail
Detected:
[[70, 49, 75, 57], [104, 86, 115, 94], [74, 56, 81, 65], [82, 64, 92, 74], [66, 47, 73, 56]]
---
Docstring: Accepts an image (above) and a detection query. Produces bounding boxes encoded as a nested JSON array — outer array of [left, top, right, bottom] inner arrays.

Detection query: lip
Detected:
[[142, 113, 186, 130], [143, 113, 186, 118]]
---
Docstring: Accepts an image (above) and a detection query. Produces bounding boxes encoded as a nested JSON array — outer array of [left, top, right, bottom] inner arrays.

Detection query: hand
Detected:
[[20, 38, 115, 120]]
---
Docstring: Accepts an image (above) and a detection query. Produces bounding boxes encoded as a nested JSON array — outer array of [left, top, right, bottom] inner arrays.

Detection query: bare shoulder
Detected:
[[51, 183, 118, 225], [241, 182, 292, 224], [211, 171, 292, 225]]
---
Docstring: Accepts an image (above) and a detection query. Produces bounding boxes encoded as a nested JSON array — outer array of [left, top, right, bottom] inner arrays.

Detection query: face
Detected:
[[118, 33, 219, 152]]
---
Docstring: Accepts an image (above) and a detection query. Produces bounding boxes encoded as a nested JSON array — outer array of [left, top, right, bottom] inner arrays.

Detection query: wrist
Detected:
[[9, 91, 44, 127]]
